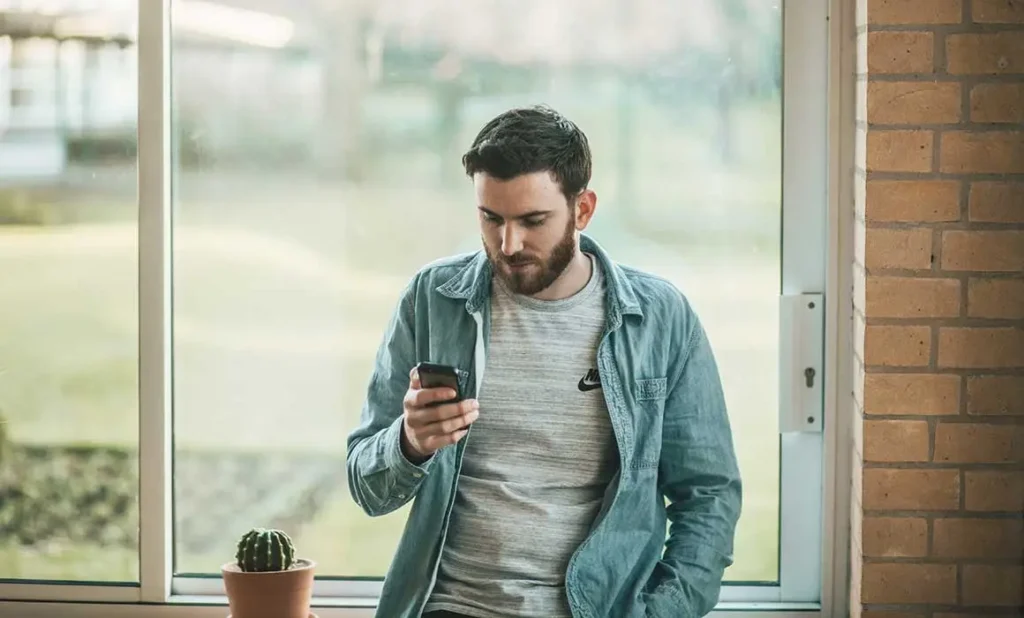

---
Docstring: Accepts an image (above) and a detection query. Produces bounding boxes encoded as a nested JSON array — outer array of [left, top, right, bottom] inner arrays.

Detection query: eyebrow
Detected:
[[478, 207, 552, 220]]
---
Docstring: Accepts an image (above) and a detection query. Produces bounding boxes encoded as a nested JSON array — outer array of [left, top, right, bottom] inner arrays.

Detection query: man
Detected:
[[346, 105, 742, 618]]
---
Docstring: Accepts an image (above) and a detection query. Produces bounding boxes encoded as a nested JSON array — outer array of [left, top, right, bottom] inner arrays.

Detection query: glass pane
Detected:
[[170, 0, 781, 583], [0, 2, 139, 581]]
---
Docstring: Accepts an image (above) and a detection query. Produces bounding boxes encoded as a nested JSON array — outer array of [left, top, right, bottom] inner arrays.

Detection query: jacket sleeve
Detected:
[[643, 316, 743, 618], [345, 277, 433, 517]]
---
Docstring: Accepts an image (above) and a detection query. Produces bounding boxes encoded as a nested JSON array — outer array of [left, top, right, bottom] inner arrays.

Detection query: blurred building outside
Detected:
[[0, 0, 781, 236]]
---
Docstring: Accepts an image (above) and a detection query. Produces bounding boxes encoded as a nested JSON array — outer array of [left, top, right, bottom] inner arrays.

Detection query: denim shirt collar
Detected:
[[435, 233, 643, 326]]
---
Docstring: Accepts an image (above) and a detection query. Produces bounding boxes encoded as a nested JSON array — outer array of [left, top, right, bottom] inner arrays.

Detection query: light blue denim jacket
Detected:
[[346, 234, 742, 618]]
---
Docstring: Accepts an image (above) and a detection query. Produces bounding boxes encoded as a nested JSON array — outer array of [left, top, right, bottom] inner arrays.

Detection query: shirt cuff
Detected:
[[384, 414, 434, 485]]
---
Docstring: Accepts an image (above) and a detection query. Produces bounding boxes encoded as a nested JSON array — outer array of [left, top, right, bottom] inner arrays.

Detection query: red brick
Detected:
[[866, 227, 933, 269], [968, 376, 1024, 415], [947, 32, 1024, 74], [969, 181, 1024, 223], [938, 327, 1024, 368], [934, 422, 1022, 463], [868, 81, 962, 124], [863, 468, 960, 510], [869, 0, 963, 23], [940, 131, 1024, 174], [866, 276, 960, 318], [970, 83, 1024, 123], [966, 471, 1024, 511], [868, 130, 935, 171], [862, 563, 958, 604], [942, 230, 1024, 272], [962, 565, 1024, 606], [869, 32, 936, 73], [864, 373, 961, 416], [968, 277, 1024, 319], [864, 420, 931, 462], [866, 180, 961, 222], [865, 325, 931, 367], [973, 0, 1024, 23], [936, 614, 1024, 618], [933, 517, 1024, 558], [862, 516, 929, 556]]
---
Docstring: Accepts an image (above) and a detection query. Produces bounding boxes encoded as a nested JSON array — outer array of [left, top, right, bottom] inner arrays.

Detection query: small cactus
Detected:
[[234, 527, 296, 572]]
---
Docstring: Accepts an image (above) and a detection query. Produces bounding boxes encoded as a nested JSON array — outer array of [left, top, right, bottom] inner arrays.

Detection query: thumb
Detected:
[[409, 367, 421, 390]]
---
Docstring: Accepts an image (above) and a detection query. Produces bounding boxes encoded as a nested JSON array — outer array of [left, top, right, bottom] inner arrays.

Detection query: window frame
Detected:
[[0, 0, 856, 614]]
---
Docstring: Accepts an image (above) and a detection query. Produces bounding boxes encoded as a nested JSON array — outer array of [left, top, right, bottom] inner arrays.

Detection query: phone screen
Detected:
[[421, 372, 458, 392], [416, 362, 462, 403]]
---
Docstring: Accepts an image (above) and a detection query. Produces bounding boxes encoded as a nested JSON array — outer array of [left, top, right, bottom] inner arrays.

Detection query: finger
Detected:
[[411, 386, 460, 409], [404, 398, 465, 431], [406, 400, 459, 427], [403, 388, 420, 413], [416, 399, 478, 424], [423, 427, 469, 451], [409, 367, 421, 390], [425, 409, 479, 437]]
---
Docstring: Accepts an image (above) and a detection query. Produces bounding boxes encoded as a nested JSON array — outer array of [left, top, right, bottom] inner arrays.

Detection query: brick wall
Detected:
[[851, 0, 1024, 616]]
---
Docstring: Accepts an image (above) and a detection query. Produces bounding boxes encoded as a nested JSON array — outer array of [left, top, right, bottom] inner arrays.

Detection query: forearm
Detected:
[[647, 315, 743, 617], [347, 414, 432, 516], [644, 475, 742, 617], [344, 276, 428, 516]]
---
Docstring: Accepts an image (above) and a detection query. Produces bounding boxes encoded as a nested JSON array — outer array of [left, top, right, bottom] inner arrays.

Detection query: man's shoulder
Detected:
[[614, 262, 694, 315], [611, 262, 709, 369]]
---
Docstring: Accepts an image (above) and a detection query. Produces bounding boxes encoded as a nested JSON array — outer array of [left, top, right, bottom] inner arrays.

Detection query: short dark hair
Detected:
[[461, 105, 592, 203]]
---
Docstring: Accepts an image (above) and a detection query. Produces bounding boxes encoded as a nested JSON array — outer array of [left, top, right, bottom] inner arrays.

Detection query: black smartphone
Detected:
[[414, 362, 462, 405]]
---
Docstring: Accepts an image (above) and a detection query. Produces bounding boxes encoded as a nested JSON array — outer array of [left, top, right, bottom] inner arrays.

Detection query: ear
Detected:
[[574, 189, 597, 230]]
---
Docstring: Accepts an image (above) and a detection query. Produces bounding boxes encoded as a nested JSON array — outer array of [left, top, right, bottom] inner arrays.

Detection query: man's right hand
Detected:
[[400, 367, 479, 464]]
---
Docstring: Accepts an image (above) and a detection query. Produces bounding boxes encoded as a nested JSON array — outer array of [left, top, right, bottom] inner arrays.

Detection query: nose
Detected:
[[500, 223, 523, 257]]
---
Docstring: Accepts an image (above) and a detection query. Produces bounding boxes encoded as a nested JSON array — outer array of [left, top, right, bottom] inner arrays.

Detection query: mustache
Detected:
[[502, 255, 535, 266]]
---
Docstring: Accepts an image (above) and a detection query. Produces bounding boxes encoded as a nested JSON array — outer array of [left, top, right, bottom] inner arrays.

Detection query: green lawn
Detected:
[[0, 543, 138, 582]]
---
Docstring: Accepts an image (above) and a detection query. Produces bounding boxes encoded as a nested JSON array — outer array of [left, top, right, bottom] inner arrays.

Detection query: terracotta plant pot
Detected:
[[222, 558, 316, 618]]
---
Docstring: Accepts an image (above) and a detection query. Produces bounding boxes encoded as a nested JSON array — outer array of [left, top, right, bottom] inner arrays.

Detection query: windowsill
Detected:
[[1, 596, 822, 618], [170, 594, 377, 607], [172, 596, 821, 610]]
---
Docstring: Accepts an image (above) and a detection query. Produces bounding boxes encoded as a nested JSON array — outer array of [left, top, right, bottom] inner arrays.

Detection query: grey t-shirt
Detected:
[[424, 253, 618, 618]]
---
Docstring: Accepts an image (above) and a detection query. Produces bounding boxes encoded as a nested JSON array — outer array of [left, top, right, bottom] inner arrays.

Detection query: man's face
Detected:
[[475, 171, 590, 296]]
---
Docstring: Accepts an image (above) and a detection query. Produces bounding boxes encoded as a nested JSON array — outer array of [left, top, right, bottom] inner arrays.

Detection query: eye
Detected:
[[482, 212, 502, 224], [523, 217, 545, 228]]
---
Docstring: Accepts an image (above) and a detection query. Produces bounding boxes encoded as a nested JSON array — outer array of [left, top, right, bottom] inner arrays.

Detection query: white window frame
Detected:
[[0, 0, 856, 615]]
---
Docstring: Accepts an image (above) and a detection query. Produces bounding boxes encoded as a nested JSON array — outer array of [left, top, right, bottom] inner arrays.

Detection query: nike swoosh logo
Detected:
[[578, 378, 602, 392]]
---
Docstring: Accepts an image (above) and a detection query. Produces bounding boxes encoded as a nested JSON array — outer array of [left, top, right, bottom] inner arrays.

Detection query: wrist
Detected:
[[399, 423, 431, 465]]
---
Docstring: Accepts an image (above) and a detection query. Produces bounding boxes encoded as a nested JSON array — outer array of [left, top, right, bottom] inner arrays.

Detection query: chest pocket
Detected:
[[631, 377, 668, 469]]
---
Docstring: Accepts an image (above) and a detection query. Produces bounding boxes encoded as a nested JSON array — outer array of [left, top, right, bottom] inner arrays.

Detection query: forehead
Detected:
[[473, 171, 565, 215]]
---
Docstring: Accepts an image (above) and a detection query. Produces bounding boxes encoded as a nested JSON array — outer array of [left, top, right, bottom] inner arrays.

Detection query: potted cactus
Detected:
[[221, 527, 316, 618]]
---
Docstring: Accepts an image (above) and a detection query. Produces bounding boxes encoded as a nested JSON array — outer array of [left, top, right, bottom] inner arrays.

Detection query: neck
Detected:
[[529, 249, 592, 301]]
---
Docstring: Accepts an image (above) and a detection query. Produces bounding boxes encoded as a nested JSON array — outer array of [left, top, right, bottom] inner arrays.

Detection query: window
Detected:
[[0, 0, 841, 615], [0, 0, 139, 588]]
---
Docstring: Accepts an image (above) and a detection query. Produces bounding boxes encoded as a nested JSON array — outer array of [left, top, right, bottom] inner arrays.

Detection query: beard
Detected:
[[484, 214, 577, 297]]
